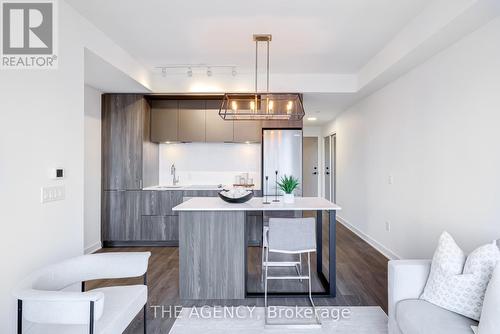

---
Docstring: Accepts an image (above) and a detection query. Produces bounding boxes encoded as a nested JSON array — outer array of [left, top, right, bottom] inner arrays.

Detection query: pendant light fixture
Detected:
[[219, 34, 304, 121]]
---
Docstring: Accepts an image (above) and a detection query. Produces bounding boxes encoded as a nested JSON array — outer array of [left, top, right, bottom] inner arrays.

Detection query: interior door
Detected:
[[324, 136, 331, 200], [302, 137, 318, 197]]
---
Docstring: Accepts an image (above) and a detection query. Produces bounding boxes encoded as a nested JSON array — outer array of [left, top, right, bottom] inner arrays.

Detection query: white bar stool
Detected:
[[264, 217, 321, 326]]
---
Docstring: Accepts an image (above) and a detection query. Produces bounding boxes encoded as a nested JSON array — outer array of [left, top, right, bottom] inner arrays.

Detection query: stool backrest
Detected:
[[268, 217, 316, 253]]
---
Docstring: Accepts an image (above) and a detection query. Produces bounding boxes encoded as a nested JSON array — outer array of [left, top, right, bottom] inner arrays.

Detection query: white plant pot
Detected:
[[283, 193, 295, 204]]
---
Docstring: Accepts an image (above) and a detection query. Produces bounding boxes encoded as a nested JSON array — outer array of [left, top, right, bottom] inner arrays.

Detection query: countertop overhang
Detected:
[[172, 197, 341, 211]]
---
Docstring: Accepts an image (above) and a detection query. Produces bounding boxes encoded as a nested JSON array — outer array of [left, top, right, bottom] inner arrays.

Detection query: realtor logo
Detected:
[[1, 0, 58, 68]]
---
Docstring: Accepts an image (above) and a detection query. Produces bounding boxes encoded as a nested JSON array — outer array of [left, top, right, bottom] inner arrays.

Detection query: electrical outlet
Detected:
[[385, 221, 391, 232], [41, 186, 65, 203], [388, 175, 394, 185]]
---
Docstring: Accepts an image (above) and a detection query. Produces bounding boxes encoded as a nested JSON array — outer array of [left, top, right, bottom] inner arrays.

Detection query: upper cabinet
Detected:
[[205, 99, 234, 142], [178, 100, 206, 142], [234, 120, 262, 143], [151, 100, 178, 142], [150, 98, 268, 143], [102, 94, 159, 190]]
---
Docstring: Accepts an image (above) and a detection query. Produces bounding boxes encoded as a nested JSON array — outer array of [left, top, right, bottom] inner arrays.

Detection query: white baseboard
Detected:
[[84, 241, 102, 254], [337, 216, 400, 260]]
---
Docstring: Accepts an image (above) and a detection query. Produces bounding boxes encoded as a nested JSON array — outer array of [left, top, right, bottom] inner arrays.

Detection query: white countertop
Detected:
[[172, 197, 341, 211]]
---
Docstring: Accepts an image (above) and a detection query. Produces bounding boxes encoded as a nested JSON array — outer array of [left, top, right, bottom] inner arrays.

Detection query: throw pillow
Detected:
[[476, 263, 500, 333], [420, 232, 500, 320]]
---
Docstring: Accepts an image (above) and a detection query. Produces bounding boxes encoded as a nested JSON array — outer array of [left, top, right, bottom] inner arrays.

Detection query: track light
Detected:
[[232, 67, 237, 77], [206, 67, 212, 77], [187, 67, 193, 77]]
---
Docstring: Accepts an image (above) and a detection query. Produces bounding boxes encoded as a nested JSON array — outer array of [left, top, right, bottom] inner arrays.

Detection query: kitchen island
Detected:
[[172, 197, 341, 300]]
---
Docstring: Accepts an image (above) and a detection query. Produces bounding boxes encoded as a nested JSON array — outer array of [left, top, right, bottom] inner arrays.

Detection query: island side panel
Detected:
[[179, 211, 246, 299]]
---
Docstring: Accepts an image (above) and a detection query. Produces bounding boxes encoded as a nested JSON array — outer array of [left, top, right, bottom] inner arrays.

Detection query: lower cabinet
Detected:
[[103, 189, 264, 246], [141, 215, 179, 241], [102, 190, 142, 241]]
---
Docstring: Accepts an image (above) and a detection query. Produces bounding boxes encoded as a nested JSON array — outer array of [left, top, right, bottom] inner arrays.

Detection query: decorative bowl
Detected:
[[218, 189, 254, 203]]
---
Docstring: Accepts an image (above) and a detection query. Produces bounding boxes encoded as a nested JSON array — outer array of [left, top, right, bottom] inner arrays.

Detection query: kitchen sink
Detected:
[[156, 185, 184, 189]]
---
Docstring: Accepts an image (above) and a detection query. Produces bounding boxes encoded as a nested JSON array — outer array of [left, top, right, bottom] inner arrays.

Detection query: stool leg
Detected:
[[264, 248, 269, 308], [261, 243, 265, 283]]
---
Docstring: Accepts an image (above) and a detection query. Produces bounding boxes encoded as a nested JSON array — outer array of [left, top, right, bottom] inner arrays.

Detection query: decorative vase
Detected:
[[283, 193, 294, 204]]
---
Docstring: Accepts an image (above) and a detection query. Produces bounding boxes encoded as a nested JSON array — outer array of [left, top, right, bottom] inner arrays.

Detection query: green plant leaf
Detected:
[[277, 175, 300, 194]]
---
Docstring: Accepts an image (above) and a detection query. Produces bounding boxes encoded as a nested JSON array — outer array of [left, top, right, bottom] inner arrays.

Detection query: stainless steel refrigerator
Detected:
[[262, 129, 303, 197]]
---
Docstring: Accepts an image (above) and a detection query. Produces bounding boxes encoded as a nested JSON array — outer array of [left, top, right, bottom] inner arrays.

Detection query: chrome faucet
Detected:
[[170, 163, 179, 185]]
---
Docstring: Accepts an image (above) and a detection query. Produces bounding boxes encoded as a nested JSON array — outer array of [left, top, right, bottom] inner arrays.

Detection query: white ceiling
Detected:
[[302, 93, 357, 125], [75, 0, 493, 125], [67, 0, 431, 74]]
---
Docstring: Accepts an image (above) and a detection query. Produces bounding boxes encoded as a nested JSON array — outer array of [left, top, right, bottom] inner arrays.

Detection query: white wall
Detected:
[[159, 143, 261, 188], [0, 2, 148, 332], [322, 17, 500, 259], [84, 85, 102, 254]]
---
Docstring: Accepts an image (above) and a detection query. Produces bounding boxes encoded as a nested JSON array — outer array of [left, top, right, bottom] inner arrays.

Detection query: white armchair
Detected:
[[388, 259, 479, 334], [13, 252, 151, 334]]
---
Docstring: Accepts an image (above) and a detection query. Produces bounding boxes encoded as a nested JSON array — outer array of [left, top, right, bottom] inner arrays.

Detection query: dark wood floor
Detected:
[[86, 222, 388, 334]]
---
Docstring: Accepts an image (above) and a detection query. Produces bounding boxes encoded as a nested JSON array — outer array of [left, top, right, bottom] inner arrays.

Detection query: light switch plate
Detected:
[[41, 186, 65, 203]]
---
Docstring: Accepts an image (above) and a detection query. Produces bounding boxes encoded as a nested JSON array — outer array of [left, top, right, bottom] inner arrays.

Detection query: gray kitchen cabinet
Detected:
[[151, 100, 178, 142], [178, 100, 206, 142], [102, 190, 142, 241], [233, 120, 262, 143], [141, 191, 159, 215], [159, 191, 184, 216], [102, 94, 158, 190], [205, 99, 233, 142], [141, 216, 179, 241]]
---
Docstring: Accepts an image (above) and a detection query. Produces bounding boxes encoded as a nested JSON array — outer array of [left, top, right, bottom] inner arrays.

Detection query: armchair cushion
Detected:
[[24, 285, 147, 334], [396, 299, 478, 334]]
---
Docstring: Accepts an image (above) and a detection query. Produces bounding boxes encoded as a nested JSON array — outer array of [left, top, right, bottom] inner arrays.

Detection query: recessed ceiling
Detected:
[[302, 93, 357, 125], [67, 0, 432, 74]]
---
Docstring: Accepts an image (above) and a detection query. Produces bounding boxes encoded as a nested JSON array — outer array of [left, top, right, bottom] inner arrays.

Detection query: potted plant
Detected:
[[277, 175, 300, 203]]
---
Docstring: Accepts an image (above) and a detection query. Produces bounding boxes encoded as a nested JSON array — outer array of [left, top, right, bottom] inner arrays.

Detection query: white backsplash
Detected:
[[159, 142, 261, 189]]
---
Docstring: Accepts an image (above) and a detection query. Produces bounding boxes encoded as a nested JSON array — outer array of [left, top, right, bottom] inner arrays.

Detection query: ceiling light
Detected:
[[232, 67, 237, 76], [231, 101, 238, 111], [219, 35, 304, 121], [187, 67, 193, 77], [207, 67, 212, 77], [307, 117, 317, 121], [268, 100, 274, 112]]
